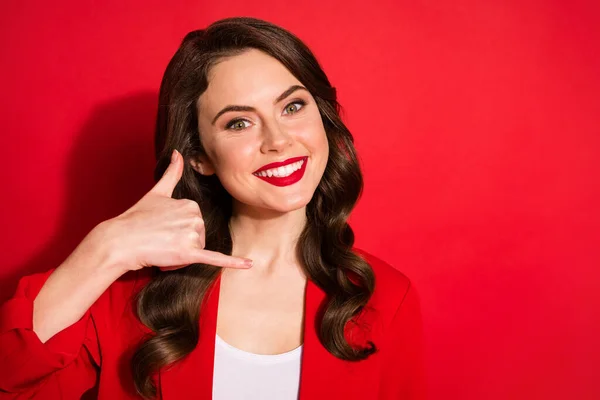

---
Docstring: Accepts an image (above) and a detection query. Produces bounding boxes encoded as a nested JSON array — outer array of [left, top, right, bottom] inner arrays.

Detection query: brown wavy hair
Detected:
[[131, 16, 376, 399]]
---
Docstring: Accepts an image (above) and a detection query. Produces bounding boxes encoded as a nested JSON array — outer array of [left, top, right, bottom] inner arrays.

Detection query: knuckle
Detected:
[[187, 229, 205, 249], [187, 230, 201, 244], [183, 199, 201, 214], [192, 215, 205, 229]]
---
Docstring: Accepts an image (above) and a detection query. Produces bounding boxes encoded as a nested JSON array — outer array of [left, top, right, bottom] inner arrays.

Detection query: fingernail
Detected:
[[243, 259, 253, 268], [171, 149, 178, 163]]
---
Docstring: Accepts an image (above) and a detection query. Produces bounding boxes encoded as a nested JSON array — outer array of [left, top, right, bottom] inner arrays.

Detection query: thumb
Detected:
[[150, 149, 183, 197]]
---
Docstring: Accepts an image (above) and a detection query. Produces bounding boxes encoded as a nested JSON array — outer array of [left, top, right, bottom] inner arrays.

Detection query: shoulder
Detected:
[[352, 247, 412, 314]]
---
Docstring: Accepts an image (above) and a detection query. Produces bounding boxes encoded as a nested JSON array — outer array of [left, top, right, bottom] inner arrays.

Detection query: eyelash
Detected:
[[225, 99, 307, 131]]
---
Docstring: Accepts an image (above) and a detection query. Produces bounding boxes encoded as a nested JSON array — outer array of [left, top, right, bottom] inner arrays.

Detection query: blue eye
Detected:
[[225, 99, 307, 131]]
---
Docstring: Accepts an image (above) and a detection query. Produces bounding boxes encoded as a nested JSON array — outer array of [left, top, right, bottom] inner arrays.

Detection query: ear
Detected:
[[189, 154, 216, 176]]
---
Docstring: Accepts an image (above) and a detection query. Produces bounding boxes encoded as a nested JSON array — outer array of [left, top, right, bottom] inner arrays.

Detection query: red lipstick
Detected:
[[253, 156, 308, 187], [253, 156, 307, 173]]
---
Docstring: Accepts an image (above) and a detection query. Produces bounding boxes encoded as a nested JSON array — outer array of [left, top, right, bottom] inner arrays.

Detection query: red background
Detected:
[[1, 1, 598, 399]]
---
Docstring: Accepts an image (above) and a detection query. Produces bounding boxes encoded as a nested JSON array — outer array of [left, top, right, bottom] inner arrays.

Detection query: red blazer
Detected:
[[0, 248, 426, 399]]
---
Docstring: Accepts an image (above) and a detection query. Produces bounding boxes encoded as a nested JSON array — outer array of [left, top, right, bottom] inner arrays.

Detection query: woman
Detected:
[[0, 17, 425, 400]]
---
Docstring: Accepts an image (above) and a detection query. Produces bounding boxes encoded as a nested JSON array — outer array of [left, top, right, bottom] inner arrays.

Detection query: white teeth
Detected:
[[254, 159, 304, 178]]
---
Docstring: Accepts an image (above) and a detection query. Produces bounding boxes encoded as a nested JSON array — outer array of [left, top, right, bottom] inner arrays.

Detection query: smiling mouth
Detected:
[[252, 158, 305, 178], [253, 155, 307, 174], [252, 156, 308, 187]]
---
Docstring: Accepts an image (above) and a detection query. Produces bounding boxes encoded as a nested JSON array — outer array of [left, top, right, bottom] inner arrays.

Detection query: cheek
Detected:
[[212, 139, 256, 171], [309, 130, 329, 161], [292, 114, 328, 150]]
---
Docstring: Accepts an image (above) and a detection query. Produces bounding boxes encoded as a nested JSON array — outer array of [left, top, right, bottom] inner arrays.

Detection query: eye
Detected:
[[283, 99, 306, 115], [224, 99, 307, 131], [225, 119, 252, 131]]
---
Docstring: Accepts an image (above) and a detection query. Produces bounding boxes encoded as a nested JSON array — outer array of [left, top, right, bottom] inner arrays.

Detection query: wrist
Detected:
[[82, 220, 130, 276]]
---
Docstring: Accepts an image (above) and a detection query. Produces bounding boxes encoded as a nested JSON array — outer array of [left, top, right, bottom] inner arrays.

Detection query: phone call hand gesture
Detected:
[[101, 149, 253, 273]]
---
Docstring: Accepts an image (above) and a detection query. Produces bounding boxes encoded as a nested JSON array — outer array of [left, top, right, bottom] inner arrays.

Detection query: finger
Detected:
[[150, 149, 183, 198], [188, 249, 254, 269], [158, 251, 253, 271]]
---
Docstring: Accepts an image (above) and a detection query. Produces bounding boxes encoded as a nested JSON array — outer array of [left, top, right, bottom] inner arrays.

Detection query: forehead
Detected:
[[197, 49, 303, 116]]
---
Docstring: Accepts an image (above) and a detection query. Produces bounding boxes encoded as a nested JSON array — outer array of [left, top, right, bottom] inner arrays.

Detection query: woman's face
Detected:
[[192, 48, 329, 214]]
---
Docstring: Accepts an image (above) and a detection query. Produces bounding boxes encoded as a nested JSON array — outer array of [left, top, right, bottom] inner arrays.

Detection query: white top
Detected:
[[212, 334, 303, 400]]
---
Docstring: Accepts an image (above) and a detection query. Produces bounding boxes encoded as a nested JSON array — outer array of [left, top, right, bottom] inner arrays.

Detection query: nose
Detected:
[[260, 120, 293, 153]]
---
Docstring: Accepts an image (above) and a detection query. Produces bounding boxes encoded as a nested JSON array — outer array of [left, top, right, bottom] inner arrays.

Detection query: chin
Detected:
[[273, 202, 309, 213], [263, 195, 314, 214], [231, 195, 309, 214], [263, 195, 311, 213]]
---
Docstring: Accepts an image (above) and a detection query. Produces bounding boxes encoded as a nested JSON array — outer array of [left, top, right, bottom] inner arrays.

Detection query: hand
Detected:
[[98, 149, 253, 273]]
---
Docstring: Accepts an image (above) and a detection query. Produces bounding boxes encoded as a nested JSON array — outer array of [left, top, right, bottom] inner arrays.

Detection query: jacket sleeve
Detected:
[[380, 282, 427, 399], [0, 269, 101, 399]]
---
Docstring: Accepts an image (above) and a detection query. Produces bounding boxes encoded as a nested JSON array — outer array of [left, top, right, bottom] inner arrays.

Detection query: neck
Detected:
[[228, 202, 307, 277]]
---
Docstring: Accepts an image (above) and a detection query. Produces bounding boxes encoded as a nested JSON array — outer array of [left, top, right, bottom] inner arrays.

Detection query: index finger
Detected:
[[190, 248, 254, 269]]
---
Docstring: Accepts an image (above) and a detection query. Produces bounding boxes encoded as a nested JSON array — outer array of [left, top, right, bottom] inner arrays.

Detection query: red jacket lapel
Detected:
[[159, 272, 380, 399], [159, 272, 221, 398], [299, 278, 380, 400]]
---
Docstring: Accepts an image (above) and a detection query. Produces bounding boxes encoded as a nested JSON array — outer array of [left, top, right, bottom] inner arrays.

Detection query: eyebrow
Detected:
[[210, 85, 309, 126]]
